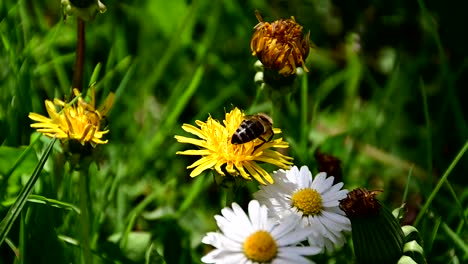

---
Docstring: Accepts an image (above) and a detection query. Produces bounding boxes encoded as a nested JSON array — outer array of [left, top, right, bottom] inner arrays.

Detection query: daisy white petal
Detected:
[[254, 165, 352, 252], [201, 200, 320, 263]]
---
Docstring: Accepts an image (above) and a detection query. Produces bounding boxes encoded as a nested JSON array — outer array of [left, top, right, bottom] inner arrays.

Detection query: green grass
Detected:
[[1, 0, 468, 263]]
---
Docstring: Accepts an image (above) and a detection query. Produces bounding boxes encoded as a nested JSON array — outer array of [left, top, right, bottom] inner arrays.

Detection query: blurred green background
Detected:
[[1, 0, 468, 263]]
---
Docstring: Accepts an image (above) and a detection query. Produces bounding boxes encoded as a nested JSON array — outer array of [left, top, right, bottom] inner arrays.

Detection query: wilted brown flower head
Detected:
[[315, 149, 343, 184], [250, 11, 310, 76], [339, 188, 383, 218]]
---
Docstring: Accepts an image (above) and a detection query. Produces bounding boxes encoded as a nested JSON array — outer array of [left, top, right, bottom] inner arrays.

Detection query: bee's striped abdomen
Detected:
[[231, 119, 265, 144]]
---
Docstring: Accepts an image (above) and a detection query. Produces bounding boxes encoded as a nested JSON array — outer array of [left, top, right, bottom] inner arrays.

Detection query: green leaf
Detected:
[[147, 0, 190, 44], [145, 242, 166, 264], [0, 137, 56, 246], [109, 231, 152, 262], [0, 134, 40, 196], [0, 195, 80, 215]]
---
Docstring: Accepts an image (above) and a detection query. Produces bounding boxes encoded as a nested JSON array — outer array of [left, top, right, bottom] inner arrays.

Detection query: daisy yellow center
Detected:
[[291, 188, 323, 216], [243, 230, 277, 263]]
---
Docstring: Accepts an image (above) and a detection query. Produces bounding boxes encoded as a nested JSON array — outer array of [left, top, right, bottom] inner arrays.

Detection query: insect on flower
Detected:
[[78, 86, 114, 131], [175, 108, 293, 185], [231, 113, 274, 150]]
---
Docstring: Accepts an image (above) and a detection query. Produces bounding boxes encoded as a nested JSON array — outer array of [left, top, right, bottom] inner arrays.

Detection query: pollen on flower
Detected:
[[243, 230, 277, 263], [250, 11, 311, 76], [291, 188, 323, 216]]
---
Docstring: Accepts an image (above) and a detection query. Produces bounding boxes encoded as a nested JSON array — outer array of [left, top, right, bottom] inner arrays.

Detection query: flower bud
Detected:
[[61, 0, 107, 21], [340, 188, 405, 264]]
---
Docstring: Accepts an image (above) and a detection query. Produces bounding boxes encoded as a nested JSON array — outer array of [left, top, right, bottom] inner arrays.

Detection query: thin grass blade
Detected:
[[0, 137, 57, 246]]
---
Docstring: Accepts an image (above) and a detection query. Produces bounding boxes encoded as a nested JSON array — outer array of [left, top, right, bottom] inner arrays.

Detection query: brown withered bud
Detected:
[[314, 149, 343, 184], [250, 11, 310, 77], [339, 188, 383, 218]]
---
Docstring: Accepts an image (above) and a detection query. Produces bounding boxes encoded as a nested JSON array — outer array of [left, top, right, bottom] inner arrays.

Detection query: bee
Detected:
[[231, 113, 274, 148], [79, 86, 115, 130], [65, 87, 114, 143]]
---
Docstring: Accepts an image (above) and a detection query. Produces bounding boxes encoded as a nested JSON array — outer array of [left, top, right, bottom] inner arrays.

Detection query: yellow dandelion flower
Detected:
[[250, 11, 311, 76], [29, 88, 114, 147], [175, 108, 293, 185]]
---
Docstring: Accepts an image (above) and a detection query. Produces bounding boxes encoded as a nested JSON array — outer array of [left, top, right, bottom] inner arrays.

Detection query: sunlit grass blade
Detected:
[[89, 62, 102, 87], [98, 55, 133, 98], [4, 238, 19, 259], [94, 56, 134, 114], [145, 65, 204, 156], [141, 2, 198, 92], [0, 137, 57, 246]]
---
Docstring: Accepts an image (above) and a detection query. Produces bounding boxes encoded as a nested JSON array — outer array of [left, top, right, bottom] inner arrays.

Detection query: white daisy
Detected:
[[254, 166, 351, 252], [201, 200, 321, 264]]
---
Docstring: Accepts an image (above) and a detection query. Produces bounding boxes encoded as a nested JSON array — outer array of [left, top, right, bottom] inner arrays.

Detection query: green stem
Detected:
[[72, 18, 85, 94], [419, 79, 432, 191], [300, 72, 309, 156], [79, 167, 92, 264], [414, 138, 468, 226], [224, 185, 236, 207]]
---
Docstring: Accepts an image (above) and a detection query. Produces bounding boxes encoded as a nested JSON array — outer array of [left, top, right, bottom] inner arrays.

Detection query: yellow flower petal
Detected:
[[189, 157, 218, 177], [176, 149, 212, 156], [175, 107, 293, 184], [175, 135, 207, 148], [244, 161, 272, 185], [235, 164, 253, 182], [181, 123, 206, 139], [29, 89, 114, 147]]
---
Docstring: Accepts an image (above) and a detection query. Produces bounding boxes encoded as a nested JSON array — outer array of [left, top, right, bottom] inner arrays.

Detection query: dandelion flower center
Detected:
[[243, 230, 277, 262], [291, 188, 323, 216]]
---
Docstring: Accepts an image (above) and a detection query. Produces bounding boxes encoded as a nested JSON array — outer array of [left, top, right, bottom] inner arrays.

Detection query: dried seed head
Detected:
[[339, 188, 383, 218], [250, 11, 310, 76]]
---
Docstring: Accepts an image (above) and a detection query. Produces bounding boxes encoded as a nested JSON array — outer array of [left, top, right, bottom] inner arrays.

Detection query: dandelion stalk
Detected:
[[79, 162, 93, 264], [72, 18, 85, 93], [223, 184, 236, 208], [300, 72, 309, 153]]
